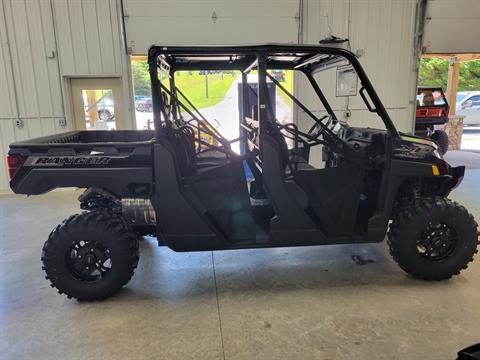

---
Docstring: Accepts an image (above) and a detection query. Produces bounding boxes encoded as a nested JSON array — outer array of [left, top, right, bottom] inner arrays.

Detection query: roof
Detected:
[[147, 43, 357, 72]]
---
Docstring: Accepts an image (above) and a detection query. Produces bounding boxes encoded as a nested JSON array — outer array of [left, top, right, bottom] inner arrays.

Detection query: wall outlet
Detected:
[[343, 110, 352, 118], [15, 119, 24, 128], [58, 118, 67, 127]]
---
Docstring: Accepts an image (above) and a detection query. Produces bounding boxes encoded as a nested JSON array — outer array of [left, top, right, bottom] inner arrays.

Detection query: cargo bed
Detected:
[[10, 130, 155, 151], [8, 130, 155, 197]]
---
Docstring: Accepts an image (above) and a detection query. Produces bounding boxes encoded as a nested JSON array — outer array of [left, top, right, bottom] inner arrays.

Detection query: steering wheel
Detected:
[[307, 115, 330, 139]]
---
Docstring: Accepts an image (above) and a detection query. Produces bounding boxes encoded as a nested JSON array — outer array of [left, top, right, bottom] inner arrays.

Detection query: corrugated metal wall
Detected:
[[52, 0, 123, 76], [0, 0, 130, 191], [0, 0, 65, 191]]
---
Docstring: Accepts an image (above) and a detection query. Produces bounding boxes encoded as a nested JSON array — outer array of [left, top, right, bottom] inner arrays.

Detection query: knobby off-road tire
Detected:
[[388, 197, 478, 280], [41, 211, 139, 301], [431, 129, 449, 155]]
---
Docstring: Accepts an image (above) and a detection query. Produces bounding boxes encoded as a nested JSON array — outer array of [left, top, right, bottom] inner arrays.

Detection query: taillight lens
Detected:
[[6, 154, 26, 180]]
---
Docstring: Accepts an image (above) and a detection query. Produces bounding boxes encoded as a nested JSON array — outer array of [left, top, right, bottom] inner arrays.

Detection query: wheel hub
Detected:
[[66, 240, 112, 282], [417, 222, 457, 261], [84, 253, 96, 266]]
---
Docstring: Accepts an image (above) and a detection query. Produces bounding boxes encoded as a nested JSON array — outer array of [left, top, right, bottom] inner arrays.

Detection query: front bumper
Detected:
[[445, 165, 465, 192]]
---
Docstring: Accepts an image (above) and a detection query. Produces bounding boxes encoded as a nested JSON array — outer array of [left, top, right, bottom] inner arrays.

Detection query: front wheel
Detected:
[[388, 197, 478, 280], [42, 211, 139, 301]]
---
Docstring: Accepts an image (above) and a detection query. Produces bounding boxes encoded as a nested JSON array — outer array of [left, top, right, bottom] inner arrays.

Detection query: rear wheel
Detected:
[[42, 211, 139, 301], [388, 197, 478, 280]]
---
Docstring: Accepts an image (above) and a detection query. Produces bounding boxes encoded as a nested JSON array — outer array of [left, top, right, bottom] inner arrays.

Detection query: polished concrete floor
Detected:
[[1, 152, 479, 360]]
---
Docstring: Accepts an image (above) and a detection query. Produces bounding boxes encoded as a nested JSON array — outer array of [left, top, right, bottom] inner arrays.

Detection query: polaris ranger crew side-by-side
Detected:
[[7, 44, 478, 301]]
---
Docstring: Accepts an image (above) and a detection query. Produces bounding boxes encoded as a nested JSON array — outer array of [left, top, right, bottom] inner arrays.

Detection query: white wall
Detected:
[[0, 0, 132, 191]]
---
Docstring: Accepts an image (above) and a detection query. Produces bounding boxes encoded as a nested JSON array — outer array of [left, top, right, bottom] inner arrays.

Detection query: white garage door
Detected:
[[422, 0, 480, 54], [122, 0, 300, 54]]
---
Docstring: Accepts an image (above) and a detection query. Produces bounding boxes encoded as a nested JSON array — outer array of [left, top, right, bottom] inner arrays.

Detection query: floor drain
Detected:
[[351, 255, 375, 266]]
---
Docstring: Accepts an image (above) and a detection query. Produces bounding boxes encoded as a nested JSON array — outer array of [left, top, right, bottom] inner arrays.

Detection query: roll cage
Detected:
[[147, 44, 399, 152]]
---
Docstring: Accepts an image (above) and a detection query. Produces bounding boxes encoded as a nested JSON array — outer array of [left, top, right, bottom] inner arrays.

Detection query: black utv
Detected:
[[7, 44, 478, 301]]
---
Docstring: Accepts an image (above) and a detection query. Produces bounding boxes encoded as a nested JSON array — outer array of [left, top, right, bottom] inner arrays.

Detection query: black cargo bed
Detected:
[[10, 130, 155, 146], [9, 130, 155, 155], [8, 130, 155, 196]]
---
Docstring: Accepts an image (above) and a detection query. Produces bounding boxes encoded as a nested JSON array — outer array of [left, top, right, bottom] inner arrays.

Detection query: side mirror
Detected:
[[463, 99, 473, 109]]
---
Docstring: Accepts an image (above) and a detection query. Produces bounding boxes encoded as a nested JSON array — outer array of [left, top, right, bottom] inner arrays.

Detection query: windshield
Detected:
[[457, 94, 468, 103]]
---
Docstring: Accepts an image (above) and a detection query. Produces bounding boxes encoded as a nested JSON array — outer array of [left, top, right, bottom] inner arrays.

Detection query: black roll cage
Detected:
[[147, 44, 399, 147]]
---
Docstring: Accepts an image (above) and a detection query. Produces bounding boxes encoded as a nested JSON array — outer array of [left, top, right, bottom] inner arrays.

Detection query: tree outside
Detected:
[[131, 60, 152, 97], [418, 58, 480, 91]]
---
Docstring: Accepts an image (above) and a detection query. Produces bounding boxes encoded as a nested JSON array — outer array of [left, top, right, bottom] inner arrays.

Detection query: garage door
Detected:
[[422, 0, 480, 54], [122, 0, 300, 54]]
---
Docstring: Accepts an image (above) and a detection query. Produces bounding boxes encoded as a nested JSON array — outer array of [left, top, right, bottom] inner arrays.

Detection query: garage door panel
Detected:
[[423, 19, 480, 54], [423, 0, 480, 54], [425, 0, 480, 18], [127, 18, 298, 53], [124, 0, 299, 54], [124, 0, 299, 18]]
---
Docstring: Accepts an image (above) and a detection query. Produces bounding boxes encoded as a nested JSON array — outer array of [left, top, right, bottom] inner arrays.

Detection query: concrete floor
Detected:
[[1, 152, 479, 360]]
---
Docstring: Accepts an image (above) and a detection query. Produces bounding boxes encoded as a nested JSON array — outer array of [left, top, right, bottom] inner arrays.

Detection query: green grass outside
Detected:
[[161, 70, 293, 111], [163, 72, 238, 110], [133, 58, 294, 111]]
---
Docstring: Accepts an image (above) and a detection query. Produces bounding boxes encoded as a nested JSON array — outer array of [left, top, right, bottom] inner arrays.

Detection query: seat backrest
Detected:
[[266, 122, 290, 172], [167, 126, 197, 177]]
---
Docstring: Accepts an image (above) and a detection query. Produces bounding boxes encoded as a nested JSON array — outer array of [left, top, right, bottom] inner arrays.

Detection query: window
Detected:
[[469, 96, 480, 106]]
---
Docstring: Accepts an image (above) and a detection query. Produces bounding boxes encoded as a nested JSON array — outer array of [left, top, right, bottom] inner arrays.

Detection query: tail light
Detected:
[[6, 154, 26, 180]]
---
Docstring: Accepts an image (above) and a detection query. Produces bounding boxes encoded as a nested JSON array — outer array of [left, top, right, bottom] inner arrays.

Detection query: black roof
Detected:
[[147, 43, 357, 72]]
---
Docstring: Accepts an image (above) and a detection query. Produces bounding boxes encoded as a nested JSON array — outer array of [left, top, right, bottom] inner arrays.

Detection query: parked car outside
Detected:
[[135, 97, 153, 112], [83, 95, 115, 124], [456, 91, 480, 126]]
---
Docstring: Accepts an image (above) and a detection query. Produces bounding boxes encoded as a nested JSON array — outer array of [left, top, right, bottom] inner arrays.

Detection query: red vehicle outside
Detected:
[[415, 87, 450, 154]]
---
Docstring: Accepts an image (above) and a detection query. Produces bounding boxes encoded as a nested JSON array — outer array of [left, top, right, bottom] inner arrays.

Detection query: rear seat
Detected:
[[167, 125, 230, 177]]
